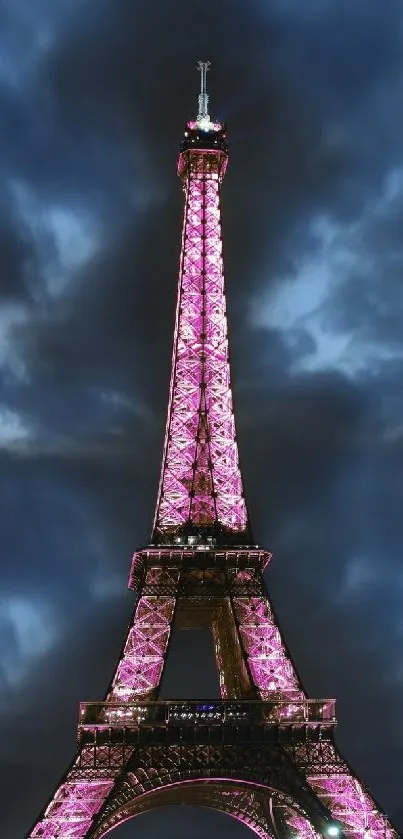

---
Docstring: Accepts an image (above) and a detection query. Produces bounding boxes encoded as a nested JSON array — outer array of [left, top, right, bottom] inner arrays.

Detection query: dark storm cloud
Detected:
[[0, 213, 35, 300], [0, 0, 403, 837]]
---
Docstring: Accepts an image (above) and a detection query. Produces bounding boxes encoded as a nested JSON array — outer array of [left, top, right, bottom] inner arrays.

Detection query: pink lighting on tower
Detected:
[[25, 63, 401, 839], [152, 64, 249, 542], [29, 774, 116, 838], [308, 770, 396, 839], [107, 593, 177, 701], [233, 597, 303, 698], [284, 808, 320, 839]]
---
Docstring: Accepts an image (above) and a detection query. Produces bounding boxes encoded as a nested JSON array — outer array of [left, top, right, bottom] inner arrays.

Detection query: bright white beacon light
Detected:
[[197, 117, 214, 132], [327, 826, 341, 837]]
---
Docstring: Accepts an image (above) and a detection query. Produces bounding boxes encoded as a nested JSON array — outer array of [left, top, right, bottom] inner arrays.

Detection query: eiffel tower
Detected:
[[26, 63, 400, 839]]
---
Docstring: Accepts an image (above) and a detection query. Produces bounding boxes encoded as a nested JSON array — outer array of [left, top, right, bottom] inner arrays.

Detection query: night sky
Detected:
[[1, 1, 403, 837]]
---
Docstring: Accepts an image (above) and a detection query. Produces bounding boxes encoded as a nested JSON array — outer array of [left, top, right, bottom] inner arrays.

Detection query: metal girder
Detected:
[[152, 145, 249, 541], [26, 562, 400, 839]]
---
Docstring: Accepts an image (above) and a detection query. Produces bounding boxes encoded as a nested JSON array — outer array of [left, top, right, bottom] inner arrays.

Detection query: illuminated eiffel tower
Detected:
[[26, 63, 400, 839]]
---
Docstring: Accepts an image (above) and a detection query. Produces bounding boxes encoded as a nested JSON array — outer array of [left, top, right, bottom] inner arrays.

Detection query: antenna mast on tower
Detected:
[[197, 59, 211, 122]]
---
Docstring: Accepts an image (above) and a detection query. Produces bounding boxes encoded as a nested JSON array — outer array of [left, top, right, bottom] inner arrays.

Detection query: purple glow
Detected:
[[29, 774, 115, 838], [233, 597, 303, 697], [153, 146, 248, 537], [308, 766, 397, 839], [108, 595, 176, 700], [187, 120, 223, 132], [285, 809, 319, 839]]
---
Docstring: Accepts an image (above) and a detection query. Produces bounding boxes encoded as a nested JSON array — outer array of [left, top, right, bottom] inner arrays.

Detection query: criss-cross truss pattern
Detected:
[[29, 777, 116, 839], [233, 596, 303, 698], [308, 769, 396, 839], [107, 591, 177, 701], [152, 132, 249, 540], [27, 550, 400, 839], [25, 69, 401, 839]]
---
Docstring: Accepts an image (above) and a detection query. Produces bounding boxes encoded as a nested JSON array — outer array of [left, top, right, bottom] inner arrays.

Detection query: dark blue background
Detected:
[[0, 1, 402, 835]]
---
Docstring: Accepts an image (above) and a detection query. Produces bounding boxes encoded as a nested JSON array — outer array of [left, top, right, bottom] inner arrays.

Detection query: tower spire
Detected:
[[152, 77, 251, 545], [197, 59, 211, 123]]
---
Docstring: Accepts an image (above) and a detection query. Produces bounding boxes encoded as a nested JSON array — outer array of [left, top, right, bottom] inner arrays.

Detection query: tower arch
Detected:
[[90, 777, 321, 839]]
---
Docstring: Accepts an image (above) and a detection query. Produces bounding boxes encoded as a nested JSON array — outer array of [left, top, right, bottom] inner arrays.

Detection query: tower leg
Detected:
[[107, 565, 179, 702], [227, 579, 399, 839], [306, 744, 395, 839], [26, 746, 124, 838], [26, 563, 399, 839]]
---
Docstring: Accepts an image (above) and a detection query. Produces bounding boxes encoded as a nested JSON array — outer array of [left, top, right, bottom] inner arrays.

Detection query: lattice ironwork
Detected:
[[152, 119, 249, 542], [77, 698, 337, 730], [28, 750, 117, 839], [233, 596, 303, 698], [88, 779, 330, 839], [308, 757, 396, 839], [86, 747, 337, 839], [25, 68, 401, 839], [281, 805, 320, 839], [107, 594, 177, 701]]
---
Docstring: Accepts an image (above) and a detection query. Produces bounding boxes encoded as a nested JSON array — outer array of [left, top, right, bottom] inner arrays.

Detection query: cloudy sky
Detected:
[[1, 0, 403, 836]]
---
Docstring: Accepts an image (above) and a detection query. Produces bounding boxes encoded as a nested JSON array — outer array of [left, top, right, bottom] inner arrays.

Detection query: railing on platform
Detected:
[[78, 699, 336, 729]]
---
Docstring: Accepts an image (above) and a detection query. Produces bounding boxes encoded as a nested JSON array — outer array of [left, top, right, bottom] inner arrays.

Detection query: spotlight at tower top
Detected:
[[188, 60, 223, 134]]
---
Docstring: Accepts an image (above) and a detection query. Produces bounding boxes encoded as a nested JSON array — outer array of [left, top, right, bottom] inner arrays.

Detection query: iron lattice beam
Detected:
[[152, 128, 250, 543]]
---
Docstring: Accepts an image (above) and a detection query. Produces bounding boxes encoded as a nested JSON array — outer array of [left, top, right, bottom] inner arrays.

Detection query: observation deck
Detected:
[[129, 545, 271, 591], [78, 699, 336, 740]]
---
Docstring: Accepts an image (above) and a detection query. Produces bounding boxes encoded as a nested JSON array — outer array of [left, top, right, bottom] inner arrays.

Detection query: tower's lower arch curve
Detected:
[[90, 776, 321, 839]]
